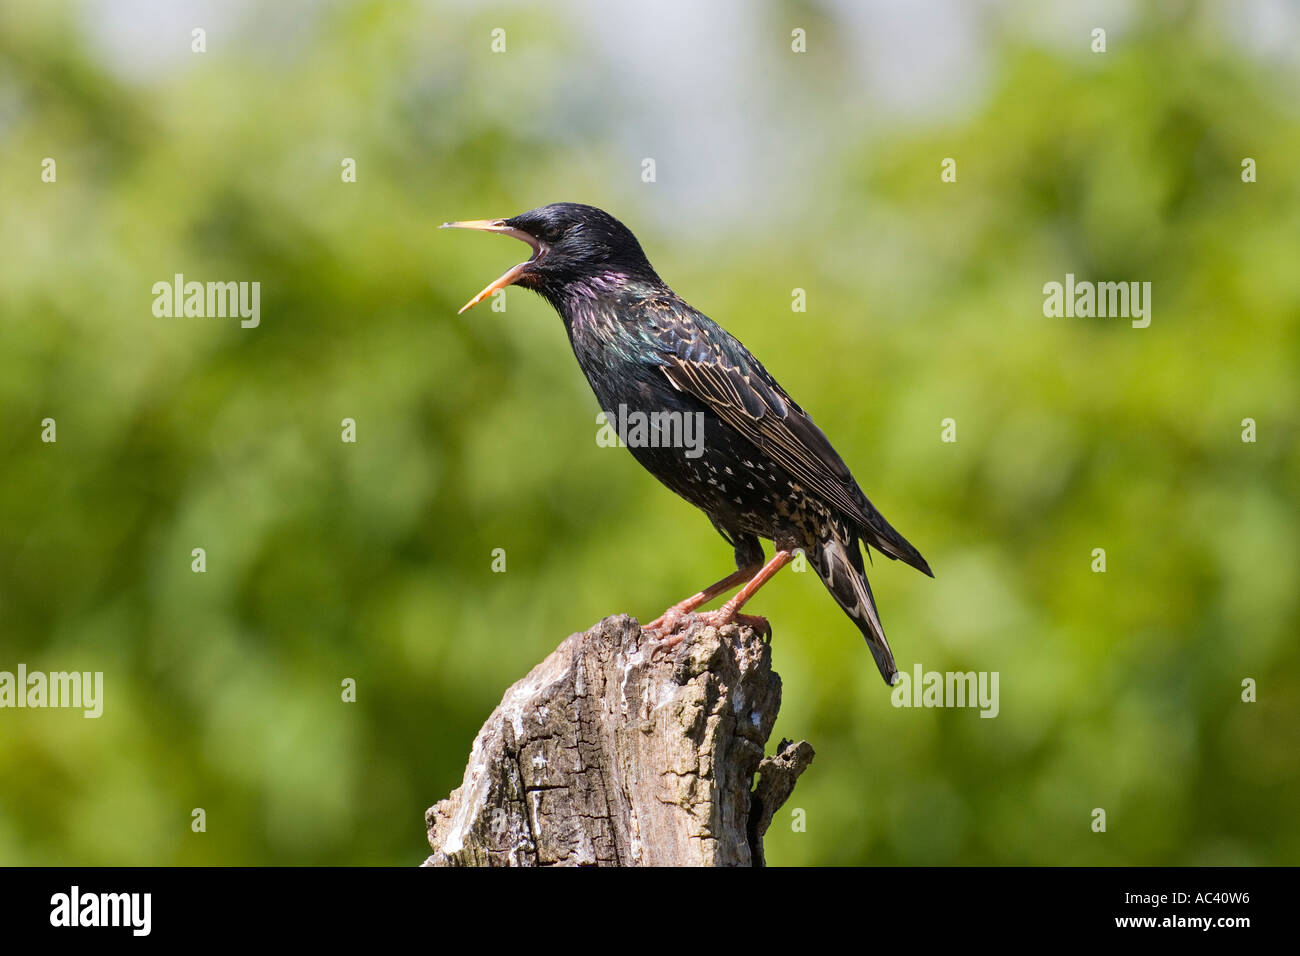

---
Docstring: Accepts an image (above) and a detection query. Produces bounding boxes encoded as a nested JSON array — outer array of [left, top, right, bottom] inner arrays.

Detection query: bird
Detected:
[[442, 202, 932, 685]]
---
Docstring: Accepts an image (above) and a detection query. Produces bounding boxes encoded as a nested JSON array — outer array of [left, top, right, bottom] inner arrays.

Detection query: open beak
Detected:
[[441, 219, 547, 314]]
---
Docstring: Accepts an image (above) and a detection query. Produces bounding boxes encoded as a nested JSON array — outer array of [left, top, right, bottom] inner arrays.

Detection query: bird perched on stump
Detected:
[[443, 203, 932, 685]]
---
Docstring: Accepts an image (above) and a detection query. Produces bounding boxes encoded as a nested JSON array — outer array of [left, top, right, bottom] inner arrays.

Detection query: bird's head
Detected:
[[442, 202, 661, 314]]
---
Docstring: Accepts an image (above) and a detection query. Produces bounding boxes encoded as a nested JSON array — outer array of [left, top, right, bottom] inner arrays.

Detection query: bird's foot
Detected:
[[698, 610, 771, 640], [648, 608, 771, 646], [644, 607, 691, 652], [645, 606, 684, 634]]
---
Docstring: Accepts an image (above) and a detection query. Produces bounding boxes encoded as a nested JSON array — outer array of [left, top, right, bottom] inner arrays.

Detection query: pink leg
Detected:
[[717, 549, 794, 618], [646, 565, 759, 631], [654, 550, 795, 648]]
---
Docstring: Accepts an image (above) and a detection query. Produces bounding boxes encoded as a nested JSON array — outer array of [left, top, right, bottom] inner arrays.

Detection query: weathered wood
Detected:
[[422, 614, 813, 866]]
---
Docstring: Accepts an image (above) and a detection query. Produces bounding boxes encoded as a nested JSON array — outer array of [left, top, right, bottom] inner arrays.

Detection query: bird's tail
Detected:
[[811, 531, 899, 685], [857, 506, 933, 577]]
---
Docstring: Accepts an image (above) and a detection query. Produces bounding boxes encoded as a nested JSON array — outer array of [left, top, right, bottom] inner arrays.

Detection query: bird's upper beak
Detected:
[[441, 219, 548, 314]]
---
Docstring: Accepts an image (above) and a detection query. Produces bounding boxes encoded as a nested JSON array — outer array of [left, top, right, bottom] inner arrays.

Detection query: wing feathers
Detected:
[[660, 352, 873, 527], [654, 309, 930, 576]]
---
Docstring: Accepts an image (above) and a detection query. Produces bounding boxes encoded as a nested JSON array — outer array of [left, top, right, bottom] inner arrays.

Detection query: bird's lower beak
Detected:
[[441, 219, 547, 314]]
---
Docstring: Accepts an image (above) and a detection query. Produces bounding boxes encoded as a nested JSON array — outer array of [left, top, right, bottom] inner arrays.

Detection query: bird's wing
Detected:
[[655, 320, 871, 528], [653, 309, 932, 575]]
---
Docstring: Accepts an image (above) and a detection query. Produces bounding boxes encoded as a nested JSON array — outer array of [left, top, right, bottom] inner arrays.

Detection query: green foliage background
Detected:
[[1, 2, 1296, 866]]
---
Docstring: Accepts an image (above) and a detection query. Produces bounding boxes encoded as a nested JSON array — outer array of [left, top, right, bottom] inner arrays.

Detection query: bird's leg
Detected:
[[654, 550, 795, 648], [646, 565, 759, 634], [710, 549, 795, 633]]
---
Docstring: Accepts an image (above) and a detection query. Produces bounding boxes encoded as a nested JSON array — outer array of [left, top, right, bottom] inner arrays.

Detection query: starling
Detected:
[[443, 203, 932, 685]]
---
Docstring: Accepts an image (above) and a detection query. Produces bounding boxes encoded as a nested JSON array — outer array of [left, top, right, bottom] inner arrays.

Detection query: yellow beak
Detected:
[[441, 219, 546, 314]]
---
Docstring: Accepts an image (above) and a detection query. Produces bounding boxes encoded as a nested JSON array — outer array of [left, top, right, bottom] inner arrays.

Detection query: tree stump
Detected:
[[422, 614, 814, 866]]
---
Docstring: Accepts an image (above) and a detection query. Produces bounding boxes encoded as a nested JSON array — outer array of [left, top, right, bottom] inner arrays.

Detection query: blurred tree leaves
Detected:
[[0, 1, 1296, 865]]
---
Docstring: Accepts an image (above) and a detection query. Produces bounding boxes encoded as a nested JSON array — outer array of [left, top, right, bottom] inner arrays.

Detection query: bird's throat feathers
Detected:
[[536, 272, 668, 337]]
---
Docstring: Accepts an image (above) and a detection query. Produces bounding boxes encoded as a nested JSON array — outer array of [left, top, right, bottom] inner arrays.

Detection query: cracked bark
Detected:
[[422, 614, 814, 866]]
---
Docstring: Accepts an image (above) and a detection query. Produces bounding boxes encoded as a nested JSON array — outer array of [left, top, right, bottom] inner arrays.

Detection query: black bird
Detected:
[[443, 203, 932, 685]]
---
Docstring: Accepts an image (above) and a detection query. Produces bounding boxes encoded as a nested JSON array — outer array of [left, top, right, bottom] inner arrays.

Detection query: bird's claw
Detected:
[[732, 612, 773, 640], [696, 610, 771, 640], [644, 610, 689, 654], [647, 610, 772, 651], [645, 607, 683, 633]]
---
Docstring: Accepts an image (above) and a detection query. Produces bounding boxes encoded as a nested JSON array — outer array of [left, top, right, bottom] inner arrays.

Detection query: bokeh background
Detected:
[[1, 0, 1297, 866]]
